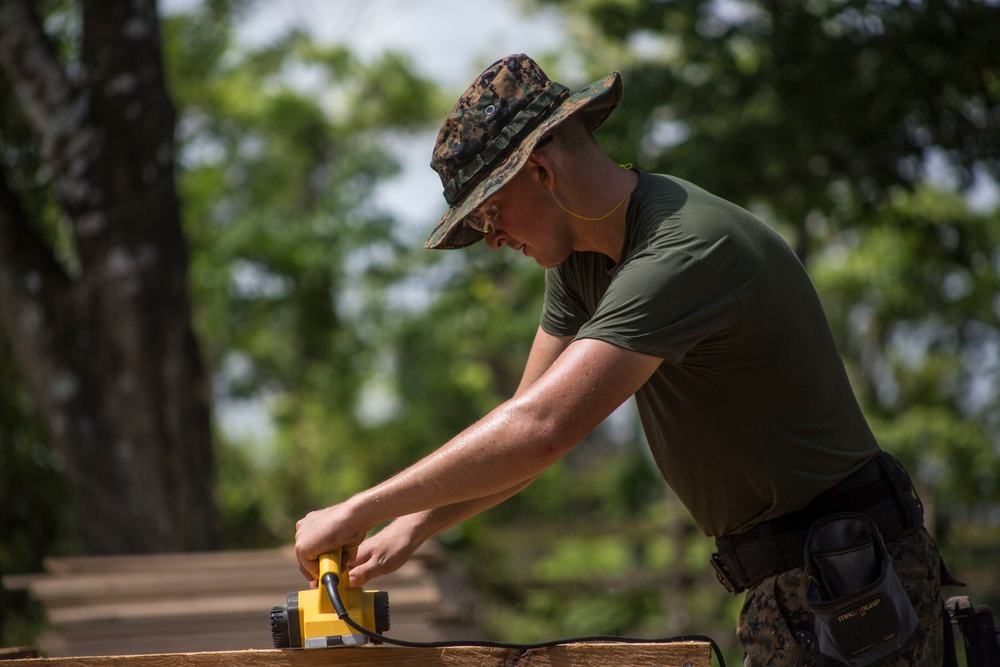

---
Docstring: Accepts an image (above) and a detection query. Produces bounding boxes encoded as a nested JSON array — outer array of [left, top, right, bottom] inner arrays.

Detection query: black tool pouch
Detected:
[[804, 513, 919, 666]]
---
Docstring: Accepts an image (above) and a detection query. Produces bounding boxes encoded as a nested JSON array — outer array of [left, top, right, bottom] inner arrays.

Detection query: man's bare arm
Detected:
[[516, 327, 573, 396], [347, 477, 537, 585], [379, 328, 572, 538], [411, 328, 571, 535], [295, 336, 661, 581], [345, 328, 570, 584]]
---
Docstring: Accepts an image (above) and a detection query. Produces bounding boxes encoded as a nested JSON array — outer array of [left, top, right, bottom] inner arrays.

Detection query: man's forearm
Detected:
[[346, 397, 566, 531], [295, 381, 571, 580], [347, 339, 661, 530], [296, 338, 661, 580], [394, 476, 537, 546]]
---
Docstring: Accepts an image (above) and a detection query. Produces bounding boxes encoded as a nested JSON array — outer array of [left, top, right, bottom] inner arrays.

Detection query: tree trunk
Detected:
[[0, 0, 215, 553]]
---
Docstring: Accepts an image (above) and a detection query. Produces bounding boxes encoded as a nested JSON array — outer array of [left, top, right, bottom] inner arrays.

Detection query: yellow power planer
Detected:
[[270, 551, 390, 648]]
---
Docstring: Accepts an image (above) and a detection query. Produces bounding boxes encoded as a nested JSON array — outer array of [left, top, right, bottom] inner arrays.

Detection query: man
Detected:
[[296, 54, 948, 665]]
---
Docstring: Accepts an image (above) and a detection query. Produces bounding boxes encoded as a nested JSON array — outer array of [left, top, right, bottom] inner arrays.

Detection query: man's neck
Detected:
[[569, 165, 638, 263]]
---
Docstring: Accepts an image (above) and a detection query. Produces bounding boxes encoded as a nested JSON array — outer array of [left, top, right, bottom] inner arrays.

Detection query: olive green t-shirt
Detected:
[[540, 171, 878, 537]]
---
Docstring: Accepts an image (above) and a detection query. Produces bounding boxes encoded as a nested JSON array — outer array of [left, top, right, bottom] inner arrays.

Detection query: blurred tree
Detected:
[[536, 0, 999, 259], [0, 0, 214, 553], [811, 187, 1000, 532], [160, 3, 442, 544], [0, 336, 77, 647]]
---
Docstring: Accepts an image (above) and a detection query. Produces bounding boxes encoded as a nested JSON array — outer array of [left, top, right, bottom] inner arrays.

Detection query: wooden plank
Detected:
[[28, 550, 444, 607], [0, 647, 38, 660], [34, 615, 480, 657], [41, 579, 446, 624], [41, 549, 298, 575], [24, 552, 432, 605], [28, 578, 450, 631], [0, 643, 711, 666], [5, 545, 484, 657], [39, 544, 450, 577]]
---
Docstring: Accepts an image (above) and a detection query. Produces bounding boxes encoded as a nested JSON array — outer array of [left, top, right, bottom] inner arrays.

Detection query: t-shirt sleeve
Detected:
[[544, 247, 742, 363], [539, 262, 591, 336]]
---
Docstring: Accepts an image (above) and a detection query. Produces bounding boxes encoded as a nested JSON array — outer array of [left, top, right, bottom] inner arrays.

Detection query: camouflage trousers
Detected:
[[737, 527, 944, 666]]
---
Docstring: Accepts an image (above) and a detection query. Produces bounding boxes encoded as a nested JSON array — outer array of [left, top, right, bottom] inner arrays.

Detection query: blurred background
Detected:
[[2, 0, 998, 663]]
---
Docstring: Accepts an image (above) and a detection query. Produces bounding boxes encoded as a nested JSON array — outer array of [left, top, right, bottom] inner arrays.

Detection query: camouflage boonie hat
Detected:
[[425, 54, 623, 250]]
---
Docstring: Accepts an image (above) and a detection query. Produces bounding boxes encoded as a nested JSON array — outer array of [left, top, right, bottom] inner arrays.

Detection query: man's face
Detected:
[[467, 163, 573, 269]]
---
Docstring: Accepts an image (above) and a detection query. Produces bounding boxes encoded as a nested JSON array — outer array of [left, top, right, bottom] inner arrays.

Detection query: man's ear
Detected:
[[527, 152, 554, 189]]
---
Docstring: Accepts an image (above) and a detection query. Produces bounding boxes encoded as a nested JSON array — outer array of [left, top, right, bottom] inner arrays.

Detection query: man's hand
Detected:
[[347, 518, 420, 586], [294, 500, 369, 582]]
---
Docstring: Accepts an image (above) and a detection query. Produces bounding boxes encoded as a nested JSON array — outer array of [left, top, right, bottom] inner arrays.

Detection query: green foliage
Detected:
[[161, 3, 452, 547], [0, 340, 80, 647], [185, 0, 999, 650], [381, 248, 544, 437], [537, 0, 1000, 257], [0, 54, 73, 272], [461, 495, 742, 652], [1, 14, 81, 642], [4, 0, 998, 655], [811, 187, 1000, 523]]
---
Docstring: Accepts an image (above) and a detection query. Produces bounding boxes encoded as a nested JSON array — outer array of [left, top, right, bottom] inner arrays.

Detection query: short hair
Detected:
[[540, 113, 597, 154]]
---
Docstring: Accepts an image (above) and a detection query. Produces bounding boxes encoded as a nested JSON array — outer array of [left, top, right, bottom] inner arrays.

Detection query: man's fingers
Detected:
[[349, 550, 404, 586], [343, 543, 360, 567], [294, 543, 319, 582], [293, 503, 371, 584], [348, 563, 371, 587], [298, 560, 319, 582], [349, 547, 372, 569]]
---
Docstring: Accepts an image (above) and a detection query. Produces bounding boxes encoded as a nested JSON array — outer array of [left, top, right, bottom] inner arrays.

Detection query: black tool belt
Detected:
[[711, 451, 923, 594]]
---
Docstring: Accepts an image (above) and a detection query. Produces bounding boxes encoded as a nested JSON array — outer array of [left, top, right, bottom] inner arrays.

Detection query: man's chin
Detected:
[[535, 253, 571, 269]]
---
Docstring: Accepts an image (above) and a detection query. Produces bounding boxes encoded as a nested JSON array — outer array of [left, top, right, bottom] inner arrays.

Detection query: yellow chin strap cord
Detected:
[[549, 163, 635, 222]]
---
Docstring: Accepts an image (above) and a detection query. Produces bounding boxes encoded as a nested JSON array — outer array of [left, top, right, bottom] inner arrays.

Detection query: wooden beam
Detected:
[[0, 643, 711, 666], [0, 647, 38, 660], [3, 545, 483, 656]]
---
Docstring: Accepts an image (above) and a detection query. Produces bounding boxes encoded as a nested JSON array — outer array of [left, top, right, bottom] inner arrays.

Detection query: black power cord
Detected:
[[321, 572, 727, 666]]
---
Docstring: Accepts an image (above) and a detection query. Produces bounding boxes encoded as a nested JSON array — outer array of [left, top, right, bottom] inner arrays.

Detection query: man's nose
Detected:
[[485, 229, 506, 250]]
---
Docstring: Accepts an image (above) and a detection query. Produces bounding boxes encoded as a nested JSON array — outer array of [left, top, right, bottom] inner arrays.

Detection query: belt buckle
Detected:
[[710, 553, 738, 594]]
